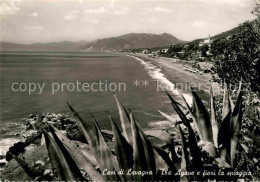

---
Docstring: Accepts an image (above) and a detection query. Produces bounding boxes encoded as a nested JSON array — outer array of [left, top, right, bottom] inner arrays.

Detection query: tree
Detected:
[[212, 3, 260, 91]]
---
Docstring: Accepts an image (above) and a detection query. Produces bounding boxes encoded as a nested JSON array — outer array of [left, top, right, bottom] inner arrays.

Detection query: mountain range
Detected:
[[0, 41, 89, 52], [0, 25, 241, 52], [0, 33, 182, 52]]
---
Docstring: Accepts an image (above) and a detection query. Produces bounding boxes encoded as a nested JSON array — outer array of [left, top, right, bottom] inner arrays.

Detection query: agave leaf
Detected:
[[178, 125, 189, 168], [180, 94, 193, 117], [210, 84, 219, 148], [43, 127, 85, 181], [94, 118, 123, 182], [41, 133, 45, 146], [165, 92, 201, 169], [165, 92, 191, 125], [130, 112, 156, 181], [187, 124, 203, 170], [145, 129, 173, 148], [230, 82, 243, 167], [174, 94, 203, 168], [153, 145, 177, 172], [178, 124, 189, 182], [157, 110, 177, 124], [218, 109, 232, 164], [222, 82, 230, 120], [229, 96, 235, 113], [67, 102, 97, 155], [114, 93, 133, 146], [190, 88, 214, 143], [181, 94, 202, 140], [51, 125, 98, 166], [109, 115, 134, 181], [240, 143, 249, 153], [50, 125, 104, 181], [130, 112, 146, 181]]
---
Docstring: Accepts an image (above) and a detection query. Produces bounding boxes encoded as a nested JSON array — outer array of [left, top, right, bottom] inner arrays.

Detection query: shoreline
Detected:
[[128, 53, 220, 101]]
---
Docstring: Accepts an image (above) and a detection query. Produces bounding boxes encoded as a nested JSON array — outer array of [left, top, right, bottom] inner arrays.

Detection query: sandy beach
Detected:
[[131, 53, 220, 100]]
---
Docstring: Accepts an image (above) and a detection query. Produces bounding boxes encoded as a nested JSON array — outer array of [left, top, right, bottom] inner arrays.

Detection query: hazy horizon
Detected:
[[0, 0, 256, 44]]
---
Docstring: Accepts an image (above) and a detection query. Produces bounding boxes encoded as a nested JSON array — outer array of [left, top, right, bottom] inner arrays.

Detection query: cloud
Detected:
[[139, 17, 159, 23], [84, 19, 101, 24], [84, 7, 107, 14], [84, 7, 128, 15], [24, 26, 44, 32], [191, 20, 209, 29], [92, 19, 100, 24], [154, 6, 172, 13], [113, 8, 128, 15], [109, 0, 116, 8], [196, 0, 251, 8], [78, 0, 83, 4], [83, 17, 101, 25], [64, 14, 75, 20], [146, 17, 159, 23], [143, 6, 172, 14], [0, 0, 20, 16], [69, 10, 80, 14], [31, 12, 38, 17], [64, 10, 80, 21]]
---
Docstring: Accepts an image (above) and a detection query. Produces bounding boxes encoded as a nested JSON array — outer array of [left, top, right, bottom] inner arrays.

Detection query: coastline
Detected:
[[128, 53, 220, 101]]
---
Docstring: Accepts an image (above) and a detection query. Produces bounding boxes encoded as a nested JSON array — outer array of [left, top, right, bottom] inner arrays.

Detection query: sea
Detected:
[[0, 52, 190, 156]]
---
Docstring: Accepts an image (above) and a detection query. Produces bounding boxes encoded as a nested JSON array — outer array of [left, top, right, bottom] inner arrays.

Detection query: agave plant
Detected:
[[37, 93, 183, 182], [159, 80, 243, 172], [16, 81, 244, 181]]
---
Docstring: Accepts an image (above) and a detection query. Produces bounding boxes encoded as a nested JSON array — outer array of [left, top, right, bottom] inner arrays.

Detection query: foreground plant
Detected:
[[37, 93, 181, 181], [17, 80, 254, 181], [158, 81, 244, 179]]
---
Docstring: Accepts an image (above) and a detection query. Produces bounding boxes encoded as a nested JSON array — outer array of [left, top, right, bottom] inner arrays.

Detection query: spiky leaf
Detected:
[[229, 96, 235, 113], [190, 88, 213, 143], [43, 127, 85, 181], [50, 125, 104, 181], [222, 82, 230, 120], [181, 93, 202, 140], [218, 109, 232, 164], [153, 145, 177, 172], [94, 118, 123, 182], [165, 92, 190, 123], [130, 112, 156, 181], [109, 115, 134, 181], [230, 81, 243, 167], [157, 110, 177, 125], [67, 102, 97, 155], [210, 84, 219, 147], [114, 94, 133, 146], [178, 124, 189, 182]]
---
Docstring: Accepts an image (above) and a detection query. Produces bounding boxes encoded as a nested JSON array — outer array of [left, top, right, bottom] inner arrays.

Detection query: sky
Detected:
[[0, 0, 257, 44]]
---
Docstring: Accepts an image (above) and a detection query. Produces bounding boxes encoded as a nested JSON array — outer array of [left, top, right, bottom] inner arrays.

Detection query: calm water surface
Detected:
[[0, 52, 174, 131]]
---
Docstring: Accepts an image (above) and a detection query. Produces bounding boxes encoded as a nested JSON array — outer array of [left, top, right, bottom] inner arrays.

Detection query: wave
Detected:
[[128, 55, 192, 105], [0, 138, 20, 156]]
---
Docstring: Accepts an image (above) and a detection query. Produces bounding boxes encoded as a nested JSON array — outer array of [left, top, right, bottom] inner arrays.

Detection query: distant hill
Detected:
[[185, 25, 241, 46], [166, 23, 249, 61], [82, 33, 183, 51], [0, 41, 89, 52], [0, 33, 183, 52]]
